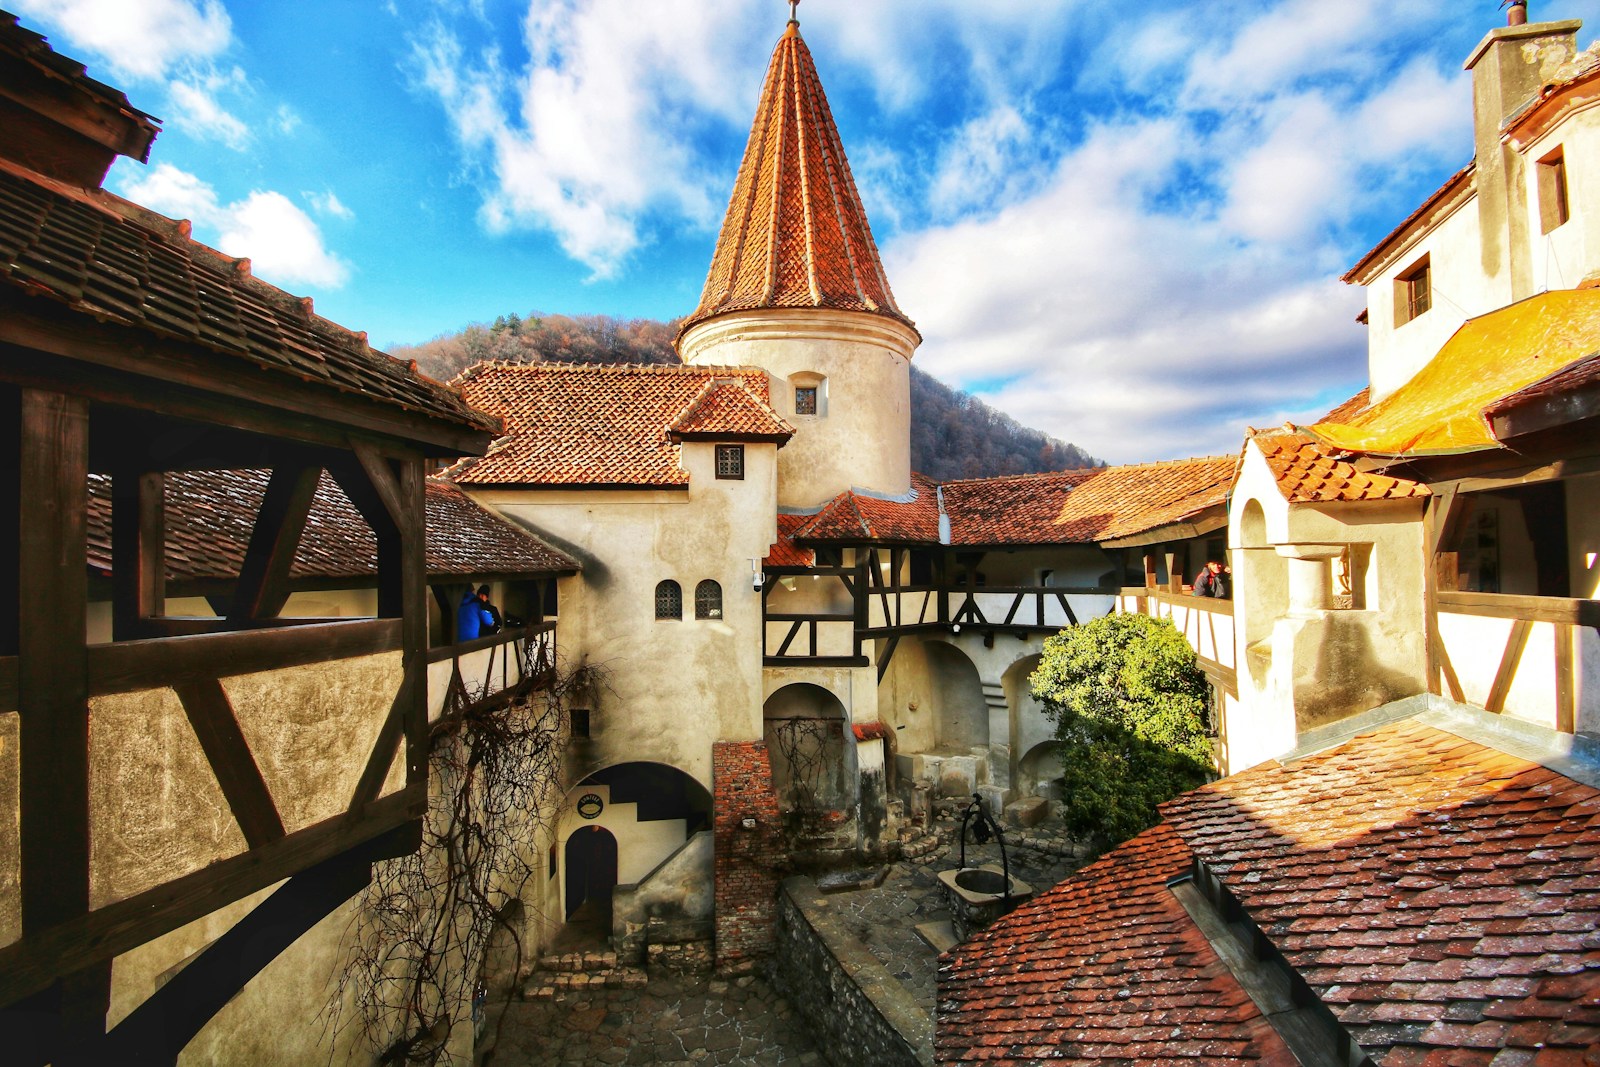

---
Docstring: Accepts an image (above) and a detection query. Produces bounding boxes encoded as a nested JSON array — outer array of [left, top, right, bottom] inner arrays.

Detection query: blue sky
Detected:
[[13, 1, 1597, 463]]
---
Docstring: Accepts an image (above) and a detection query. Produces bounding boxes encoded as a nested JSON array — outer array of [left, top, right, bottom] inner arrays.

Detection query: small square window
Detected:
[[795, 386, 818, 415], [1394, 255, 1431, 327], [1538, 148, 1569, 234], [715, 444, 744, 480]]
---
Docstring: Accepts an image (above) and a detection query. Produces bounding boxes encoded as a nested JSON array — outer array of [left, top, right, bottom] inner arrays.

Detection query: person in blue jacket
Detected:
[[457, 586, 496, 640]]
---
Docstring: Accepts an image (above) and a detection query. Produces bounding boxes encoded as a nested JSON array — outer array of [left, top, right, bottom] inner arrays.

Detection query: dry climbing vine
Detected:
[[771, 717, 840, 844], [324, 634, 607, 1065]]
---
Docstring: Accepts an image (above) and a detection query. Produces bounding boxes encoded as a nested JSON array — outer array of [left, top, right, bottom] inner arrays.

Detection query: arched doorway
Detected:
[[1018, 741, 1065, 800], [926, 641, 987, 751], [564, 825, 618, 923], [763, 683, 849, 813]]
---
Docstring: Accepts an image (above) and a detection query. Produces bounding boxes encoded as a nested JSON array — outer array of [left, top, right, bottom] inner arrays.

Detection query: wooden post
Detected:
[[0, 389, 18, 658], [111, 470, 165, 641], [396, 457, 427, 789], [17, 390, 110, 1053], [1555, 623, 1575, 734], [1165, 550, 1183, 595], [1424, 485, 1459, 697], [1143, 551, 1157, 592]]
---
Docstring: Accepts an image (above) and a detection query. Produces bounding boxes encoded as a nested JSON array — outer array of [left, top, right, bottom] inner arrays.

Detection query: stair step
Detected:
[[522, 967, 647, 1000], [536, 950, 617, 974]]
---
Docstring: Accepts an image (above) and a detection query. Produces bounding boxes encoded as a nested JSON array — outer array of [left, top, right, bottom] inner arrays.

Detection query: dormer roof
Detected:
[[677, 21, 916, 344]]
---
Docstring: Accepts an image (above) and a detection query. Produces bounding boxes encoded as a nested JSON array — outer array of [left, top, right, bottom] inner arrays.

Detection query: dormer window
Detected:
[[1394, 255, 1431, 327], [1538, 147, 1569, 234]]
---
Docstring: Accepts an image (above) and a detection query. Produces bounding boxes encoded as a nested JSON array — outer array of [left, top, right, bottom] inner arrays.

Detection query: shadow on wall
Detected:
[[1296, 613, 1420, 733]]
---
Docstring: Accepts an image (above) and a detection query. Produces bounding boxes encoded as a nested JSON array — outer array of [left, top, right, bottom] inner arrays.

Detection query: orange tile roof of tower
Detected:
[[677, 20, 916, 343]]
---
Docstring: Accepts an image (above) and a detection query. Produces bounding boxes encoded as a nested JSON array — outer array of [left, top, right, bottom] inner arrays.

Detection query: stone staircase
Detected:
[[523, 949, 647, 1000]]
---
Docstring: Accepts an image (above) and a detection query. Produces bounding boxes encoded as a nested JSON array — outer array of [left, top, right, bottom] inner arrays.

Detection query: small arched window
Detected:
[[695, 579, 723, 620], [655, 580, 682, 620]]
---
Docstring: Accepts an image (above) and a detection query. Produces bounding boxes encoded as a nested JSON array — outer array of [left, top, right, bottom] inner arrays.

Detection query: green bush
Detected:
[[1030, 613, 1214, 854]]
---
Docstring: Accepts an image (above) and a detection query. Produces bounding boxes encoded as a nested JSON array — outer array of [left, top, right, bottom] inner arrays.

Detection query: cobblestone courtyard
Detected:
[[489, 808, 1082, 1066]]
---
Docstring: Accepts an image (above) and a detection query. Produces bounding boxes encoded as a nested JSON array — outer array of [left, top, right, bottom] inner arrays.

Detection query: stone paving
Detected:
[[488, 972, 822, 1066], [490, 805, 1083, 1066]]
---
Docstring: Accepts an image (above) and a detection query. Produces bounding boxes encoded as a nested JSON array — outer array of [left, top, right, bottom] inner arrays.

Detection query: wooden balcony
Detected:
[[1434, 592, 1598, 733]]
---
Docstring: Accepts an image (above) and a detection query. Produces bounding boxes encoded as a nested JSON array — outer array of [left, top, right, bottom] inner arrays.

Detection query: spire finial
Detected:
[[788, 0, 799, 26]]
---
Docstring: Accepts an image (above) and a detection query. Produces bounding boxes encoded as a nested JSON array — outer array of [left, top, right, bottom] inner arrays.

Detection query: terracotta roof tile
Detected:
[[1253, 430, 1429, 504], [447, 362, 787, 488], [85, 471, 576, 584], [0, 160, 494, 435], [943, 457, 1233, 546], [678, 22, 915, 341], [791, 473, 942, 543], [765, 514, 816, 568], [1321, 387, 1371, 424], [669, 379, 795, 440], [940, 719, 1600, 1064]]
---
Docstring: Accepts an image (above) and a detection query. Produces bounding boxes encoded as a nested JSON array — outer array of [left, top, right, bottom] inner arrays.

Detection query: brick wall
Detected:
[[712, 740, 783, 975]]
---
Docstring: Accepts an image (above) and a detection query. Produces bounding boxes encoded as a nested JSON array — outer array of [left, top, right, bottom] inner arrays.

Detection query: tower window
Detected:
[[1394, 255, 1431, 327], [795, 386, 818, 415], [715, 444, 744, 480], [695, 579, 723, 619], [1539, 148, 1569, 234], [655, 580, 682, 620]]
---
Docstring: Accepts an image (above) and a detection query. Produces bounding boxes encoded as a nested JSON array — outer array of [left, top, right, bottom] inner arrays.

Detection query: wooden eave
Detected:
[[0, 29, 160, 163], [0, 290, 496, 456], [1098, 507, 1230, 550], [1343, 164, 1476, 285], [666, 430, 793, 445], [454, 479, 691, 492]]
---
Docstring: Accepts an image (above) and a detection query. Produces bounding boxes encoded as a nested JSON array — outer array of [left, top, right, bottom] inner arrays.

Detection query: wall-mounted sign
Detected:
[[577, 792, 604, 820]]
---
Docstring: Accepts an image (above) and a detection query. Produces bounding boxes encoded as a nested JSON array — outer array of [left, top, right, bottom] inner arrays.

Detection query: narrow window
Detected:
[[695, 579, 723, 620], [715, 444, 744, 480], [1539, 147, 1569, 234], [1394, 255, 1431, 327], [570, 708, 591, 737], [794, 385, 818, 415], [655, 580, 682, 620]]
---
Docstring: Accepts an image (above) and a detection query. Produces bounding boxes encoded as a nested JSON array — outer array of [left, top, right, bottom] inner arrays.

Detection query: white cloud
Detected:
[[168, 77, 249, 149], [10, 0, 231, 81], [119, 164, 351, 290], [307, 190, 354, 220]]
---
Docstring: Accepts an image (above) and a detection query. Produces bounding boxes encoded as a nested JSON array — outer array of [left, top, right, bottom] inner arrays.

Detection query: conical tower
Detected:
[[676, 14, 920, 508]]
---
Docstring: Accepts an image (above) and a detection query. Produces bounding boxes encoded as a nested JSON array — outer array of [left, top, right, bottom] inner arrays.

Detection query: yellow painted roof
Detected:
[[1308, 290, 1600, 456]]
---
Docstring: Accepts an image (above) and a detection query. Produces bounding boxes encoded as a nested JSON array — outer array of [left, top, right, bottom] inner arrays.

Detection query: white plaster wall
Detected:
[[1568, 472, 1600, 599], [1364, 194, 1496, 402], [679, 309, 918, 507], [473, 442, 777, 791], [1523, 104, 1600, 295], [1437, 613, 1575, 731]]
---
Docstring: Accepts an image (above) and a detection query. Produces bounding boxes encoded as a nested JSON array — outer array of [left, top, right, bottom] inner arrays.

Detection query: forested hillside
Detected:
[[393, 312, 1101, 480]]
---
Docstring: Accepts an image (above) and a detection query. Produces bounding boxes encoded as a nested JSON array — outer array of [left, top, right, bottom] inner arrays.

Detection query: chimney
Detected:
[[1464, 11, 1583, 300]]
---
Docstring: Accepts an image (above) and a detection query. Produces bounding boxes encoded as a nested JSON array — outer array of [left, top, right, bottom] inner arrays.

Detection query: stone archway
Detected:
[[925, 641, 987, 752], [1003, 653, 1050, 793], [762, 683, 849, 814]]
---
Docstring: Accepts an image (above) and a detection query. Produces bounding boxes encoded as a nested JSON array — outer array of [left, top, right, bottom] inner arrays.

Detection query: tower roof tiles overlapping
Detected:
[[677, 21, 915, 342]]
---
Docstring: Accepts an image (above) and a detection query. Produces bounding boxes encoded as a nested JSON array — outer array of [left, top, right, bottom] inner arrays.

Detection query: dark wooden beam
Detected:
[[228, 463, 320, 622], [0, 784, 424, 1008], [1485, 619, 1532, 714], [173, 678, 286, 848], [0, 387, 17, 657], [328, 452, 402, 619], [97, 836, 385, 1062], [396, 457, 428, 786], [349, 672, 412, 810], [1555, 624, 1575, 734], [18, 389, 91, 936], [88, 618, 401, 696], [110, 470, 165, 641]]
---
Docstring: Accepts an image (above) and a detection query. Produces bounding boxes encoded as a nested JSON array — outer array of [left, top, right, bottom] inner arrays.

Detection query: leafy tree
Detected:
[[1030, 613, 1213, 855]]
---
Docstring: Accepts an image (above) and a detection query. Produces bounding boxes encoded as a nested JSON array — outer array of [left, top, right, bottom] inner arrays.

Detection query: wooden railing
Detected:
[[1434, 592, 1597, 732], [427, 622, 558, 715]]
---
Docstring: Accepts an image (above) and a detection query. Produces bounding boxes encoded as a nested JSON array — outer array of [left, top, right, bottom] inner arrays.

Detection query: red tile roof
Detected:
[[790, 473, 942, 544], [1252, 431, 1428, 504], [765, 514, 816, 569], [1320, 387, 1371, 424], [938, 821, 1296, 1065], [677, 22, 915, 342], [85, 471, 576, 584], [943, 457, 1233, 546], [939, 718, 1600, 1064], [668, 379, 795, 441], [447, 362, 789, 488], [0, 160, 495, 436]]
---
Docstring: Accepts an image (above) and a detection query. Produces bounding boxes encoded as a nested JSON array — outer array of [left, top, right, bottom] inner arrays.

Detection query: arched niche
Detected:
[[762, 683, 849, 812]]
